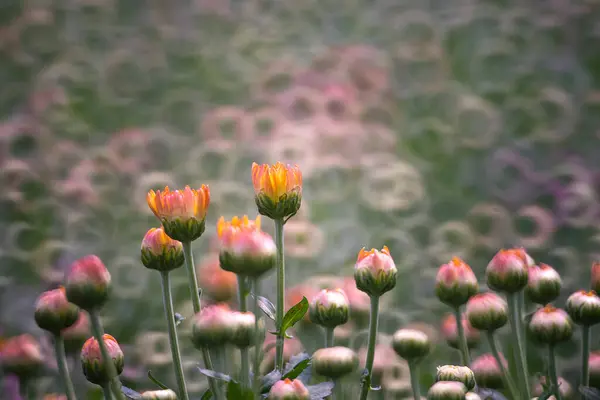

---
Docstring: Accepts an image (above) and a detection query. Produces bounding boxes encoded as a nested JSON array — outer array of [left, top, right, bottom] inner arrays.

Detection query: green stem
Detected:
[[359, 296, 380, 400], [485, 331, 519, 400], [582, 325, 591, 388], [89, 310, 123, 400], [453, 306, 470, 366], [326, 327, 334, 348], [160, 271, 190, 400], [238, 278, 250, 387], [19, 378, 33, 400], [408, 361, 421, 400], [274, 218, 285, 372], [182, 241, 201, 314], [548, 345, 562, 400], [252, 278, 262, 396], [102, 384, 114, 400], [507, 293, 531, 399], [519, 291, 528, 357], [202, 347, 221, 399], [334, 379, 343, 400], [54, 335, 77, 400]]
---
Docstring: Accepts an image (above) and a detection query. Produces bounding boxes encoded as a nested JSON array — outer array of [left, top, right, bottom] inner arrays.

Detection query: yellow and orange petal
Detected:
[[147, 185, 210, 221], [251, 162, 302, 202], [357, 246, 390, 262], [217, 215, 261, 238]]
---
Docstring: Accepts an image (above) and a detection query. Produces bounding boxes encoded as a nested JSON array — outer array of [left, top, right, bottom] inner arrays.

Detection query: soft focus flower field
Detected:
[[1, 0, 600, 398]]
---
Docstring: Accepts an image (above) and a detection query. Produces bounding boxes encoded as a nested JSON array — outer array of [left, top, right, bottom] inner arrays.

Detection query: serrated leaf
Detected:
[[580, 386, 600, 400], [201, 389, 213, 399], [261, 369, 283, 394], [197, 367, 233, 382], [282, 353, 311, 381], [148, 370, 170, 390], [307, 382, 334, 399], [280, 297, 308, 335], [226, 380, 254, 400], [121, 386, 143, 399], [255, 295, 276, 321]]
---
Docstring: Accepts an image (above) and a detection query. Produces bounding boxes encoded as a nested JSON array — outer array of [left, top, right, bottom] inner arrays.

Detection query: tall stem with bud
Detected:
[[408, 361, 421, 400], [54, 335, 77, 400], [89, 311, 123, 399], [238, 277, 250, 387], [507, 293, 530, 399], [359, 295, 380, 400], [182, 242, 201, 315], [453, 307, 470, 366], [485, 331, 518, 399], [582, 325, 591, 388], [274, 218, 286, 371], [252, 278, 262, 396], [548, 345, 562, 400]]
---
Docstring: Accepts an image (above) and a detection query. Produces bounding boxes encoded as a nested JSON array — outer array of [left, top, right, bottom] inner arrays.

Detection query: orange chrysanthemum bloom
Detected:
[[251, 162, 302, 220]]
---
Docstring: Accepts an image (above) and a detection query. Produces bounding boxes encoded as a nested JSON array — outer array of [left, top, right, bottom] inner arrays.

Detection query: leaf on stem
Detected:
[[580, 386, 600, 400], [121, 386, 143, 399], [200, 389, 213, 399], [253, 295, 276, 321], [307, 382, 334, 399], [280, 297, 309, 335], [147, 370, 170, 390], [197, 367, 233, 382], [226, 380, 254, 400], [282, 353, 311, 381]]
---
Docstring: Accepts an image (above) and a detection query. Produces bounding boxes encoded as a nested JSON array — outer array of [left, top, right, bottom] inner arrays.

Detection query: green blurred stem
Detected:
[[160, 271, 189, 400], [102, 384, 114, 400], [453, 306, 470, 366], [408, 360, 421, 400], [359, 295, 380, 400], [326, 327, 334, 348], [252, 278, 262, 396], [201, 347, 221, 399], [507, 293, 531, 399], [333, 379, 343, 400], [582, 325, 591, 388], [485, 331, 519, 399], [548, 345, 562, 400], [274, 218, 285, 372], [182, 241, 201, 314], [238, 278, 250, 387], [518, 291, 528, 356], [19, 378, 33, 400], [89, 310, 123, 400], [54, 335, 77, 400]]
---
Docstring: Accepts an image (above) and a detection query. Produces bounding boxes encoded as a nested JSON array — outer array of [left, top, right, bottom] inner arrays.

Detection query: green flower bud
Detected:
[[312, 346, 358, 379], [191, 304, 234, 348], [528, 305, 573, 345], [230, 311, 265, 348], [436, 365, 476, 391], [268, 378, 310, 400], [470, 353, 506, 390], [486, 248, 532, 293], [392, 328, 431, 361], [81, 334, 124, 385], [435, 257, 478, 307], [526, 263, 562, 305], [354, 246, 397, 297], [465, 292, 508, 332], [140, 227, 184, 272], [427, 381, 467, 400], [65, 255, 111, 311], [566, 290, 600, 326], [309, 289, 349, 328], [34, 287, 79, 334], [140, 389, 178, 399]]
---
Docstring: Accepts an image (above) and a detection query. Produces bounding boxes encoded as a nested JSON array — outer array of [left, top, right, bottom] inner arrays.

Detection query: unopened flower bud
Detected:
[[141, 227, 184, 272], [81, 334, 124, 384], [566, 290, 600, 326], [62, 312, 91, 353], [34, 287, 79, 334], [354, 246, 397, 297], [436, 365, 476, 391], [191, 304, 234, 348], [470, 353, 506, 389], [218, 216, 276, 277], [197, 256, 237, 303], [532, 376, 572, 399], [525, 263, 562, 305], [65, 255, 111, 310], [309, 289, 349, 328], [0, 334, 44, 378], [589, 351, 600, 388], [312, 346, 358, 378], [342, 278, 371, 323], [435, 257, 478, 307], [140, 389, 178, 399], [486, 248, 532, 293], [441, 314, 481, 350], [465, 292, 508, 331], [268, 378, 310, 400], [230, 311, 264, 348], [593, 262, 600, 294], [427, 381, 467, 400], [392, 328, 431, 361], [252, 162, 303, 220], [528, 305, 573, 345], [465, 393, 481, 400]]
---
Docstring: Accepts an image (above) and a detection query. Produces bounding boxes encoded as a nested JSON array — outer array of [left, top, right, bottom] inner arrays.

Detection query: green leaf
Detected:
[[226, 380, 254, 400], [197, 368, 233, 382], [200, 389, 213, 399], [254, 295, 276, 321], [260, 369, 282, 394], [282, 353, 311, 381], [121, 386, 143, 399], [280, 297, 309, 335], [147, 370, 170, 390]]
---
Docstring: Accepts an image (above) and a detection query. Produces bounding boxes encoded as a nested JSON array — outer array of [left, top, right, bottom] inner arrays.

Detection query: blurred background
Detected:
[[1, 0, 600, 397]]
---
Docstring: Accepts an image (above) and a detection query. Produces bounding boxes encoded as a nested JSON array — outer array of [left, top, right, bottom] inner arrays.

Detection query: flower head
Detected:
[[268, 378, 310, 400], [141, 227, 184, 272], [566, 290, 600, 326], [230, 311, 264, 348], [526, 263, 562, 305], [465, 292, 508, 332], [354, 246, 397, 297], [312, 346, 358, 378], [252, 162, 302, 220], [80, 334, 124, 384], [197, 256, 238, 302], [427, 381, 468, 400], [62, 312, 91, 351], [486, 248, 532, 293], [146, 185, 210, 241], [470, 353, 506, 389], [65, 255, 111, 310], [436, 365, 476, 390], [528, 305, 573, 344], [191, 304, 235, 348], [435, 257, 479, 307], [34, 287, 80, 334], [441, 313, 481, 350], [392, 328, 431, 361], [0, 334, 44, 378], [309, 288, 350, 328]]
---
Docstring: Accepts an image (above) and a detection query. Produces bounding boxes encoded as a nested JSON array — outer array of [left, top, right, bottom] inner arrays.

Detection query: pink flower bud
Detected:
[[392, 328, 431, 361], [191, 304, 234, 348], [427, 381, 468, 400], [81, 334, 124, 384], [312, 346, 358, 378], [62, 312, 91, 352], [441, 314, 481, 350], [528, 305, 573, 344], [526, 263, 562, 305], [465, 292, 508, 331], [309, 288, 349, 328], [435, 257, 479, 307], [230, 311, 265, 348], [470, 353, 507, 389], [140, 389, 178, 399], [268, 378, 310, 400], [465, 392, 481, 400], [354, 246, 397, 297], [141, 227, 184, 272], [566, 290, 600, 326], [65, 255, 111, 310], [342, 278, 371, 322], [436, 365, 476, 390], [0, 334, 44, 378], [592, 262, 600, 294], [589, 351, 600, 388], [34, 287, 80, 334], [486, 248, 532, 293], [532, 376, 573, 399], [197, 256, 238, 303]]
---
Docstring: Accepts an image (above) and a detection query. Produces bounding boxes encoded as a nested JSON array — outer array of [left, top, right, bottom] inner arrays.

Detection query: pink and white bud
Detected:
[[427, 381, 468, 400], [436, 365, 476, 391], [268, 378, 310, 400], [34, 287, 80, 334], [312, 346, 358, 378], [230, 311, 264, 348], [191, 304, 235, 348], [0, 334, 44, 378], [197, 256, 238, 303], [354, 246, 397, 297], [566, 290, 600, 326], [528, 305, 573, 345], [140, 227, 185, 272], [62, 312, 91, 352], [65, 255, 112, 310], [140, 389, 178, 399], [81, 334, 124, 385], [392, 328, 431, 361], [435, 257, 479, 307], [486, 248, 532, 293], [441, 314, 481, 350], [470, 353, 507, 389], [465, 292, 508, 332], [309, 288, 350, 328], [525, 263, 562, 305], [342, 278, 371, 322]]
